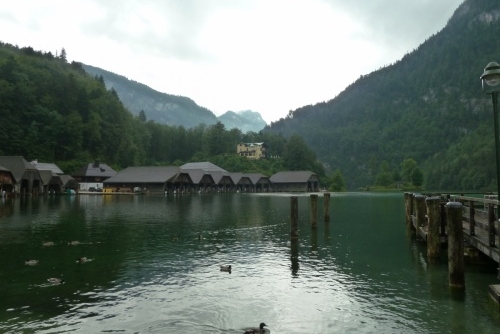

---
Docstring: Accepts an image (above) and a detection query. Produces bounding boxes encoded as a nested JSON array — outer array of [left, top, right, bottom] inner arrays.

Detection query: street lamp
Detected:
[[481, 61, 500, 195]]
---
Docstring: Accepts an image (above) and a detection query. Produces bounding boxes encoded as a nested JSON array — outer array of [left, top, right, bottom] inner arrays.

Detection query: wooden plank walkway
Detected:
[[462, 220, 499, 263], [409, 195, 499, 264], [407, 193, 500, 306]]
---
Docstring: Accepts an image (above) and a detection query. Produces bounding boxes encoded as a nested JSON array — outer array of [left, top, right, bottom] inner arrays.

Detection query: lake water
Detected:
[[0, 192, 499, 333]]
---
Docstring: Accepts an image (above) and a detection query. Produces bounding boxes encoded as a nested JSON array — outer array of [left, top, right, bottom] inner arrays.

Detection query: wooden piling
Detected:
[[469, 200, 476, 236], [440, 202, 447, 237], [414, 195, 426, 230], [291, 196, 299, 239], [446, 202, 465, 289], [488, 204, 496, 247], [310, 194, 318, 228], [323, 192, 330, 222], [426, 196, 441, 260], [404, 192, 411, 227]]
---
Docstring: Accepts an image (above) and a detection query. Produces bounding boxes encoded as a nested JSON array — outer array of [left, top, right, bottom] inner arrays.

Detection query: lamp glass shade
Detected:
[[484, 74, 500, 87], [481, 62, 500, 92]]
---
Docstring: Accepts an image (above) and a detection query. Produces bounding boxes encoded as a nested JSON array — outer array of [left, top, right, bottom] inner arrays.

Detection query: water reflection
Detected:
[[0, 193, 499, 333], [290, 240, 299, 276]]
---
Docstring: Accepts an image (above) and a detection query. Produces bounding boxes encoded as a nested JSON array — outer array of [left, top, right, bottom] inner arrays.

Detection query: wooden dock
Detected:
[[405, 193, 500, 304]]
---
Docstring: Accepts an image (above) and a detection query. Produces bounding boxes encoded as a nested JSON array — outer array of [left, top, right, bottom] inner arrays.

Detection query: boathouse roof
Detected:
[[72, 161, 117, 178], [228, 172, 252, 185], [207, 171, 234, 187], [38, 170, 63, 186], [181, 162, 227, 173], [243, 173, 270, 185], [30, 160, 64, 174], [59, 175, 78, 189], [270, 171, 317, 183], [0, 156, 39, 183], [180, 169, 215, 185], [104, 166, 180, 184]]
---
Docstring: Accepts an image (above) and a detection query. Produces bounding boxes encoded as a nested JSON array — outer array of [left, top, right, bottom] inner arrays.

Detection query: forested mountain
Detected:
[[0, 42, 323, 180], [82, 65, 267, 132], [82, 64, 218, 128], [265, 0, 500, 191]]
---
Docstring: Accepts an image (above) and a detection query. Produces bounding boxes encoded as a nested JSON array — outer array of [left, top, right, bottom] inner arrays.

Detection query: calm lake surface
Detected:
[[1, 192, 499, 333]]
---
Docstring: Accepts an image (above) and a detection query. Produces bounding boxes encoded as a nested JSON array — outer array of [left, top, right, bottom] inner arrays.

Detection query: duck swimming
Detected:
[[76, 257, 92, 263], [243, 323, 269, 334], [220, 265, 231, 273], [47, 277, 64, 285], [25, 259, 39, 266]]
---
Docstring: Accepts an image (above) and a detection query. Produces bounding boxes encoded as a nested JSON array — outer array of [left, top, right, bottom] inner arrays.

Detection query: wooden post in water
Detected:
[[440, 202, 447, 237], [468, 200, 475, 236], [310, 194, 318, 228], [446, 202, 465, 289], [404, 193, 411, 227], [323, 192, 330, 222], [426, 196, 441, 260], [488, 204, 496, 247], [291, 196, 299, 239], [414, 195, 426, 231]]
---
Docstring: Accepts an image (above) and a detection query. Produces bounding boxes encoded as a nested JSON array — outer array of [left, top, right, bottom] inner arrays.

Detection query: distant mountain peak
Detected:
[[218, 109, 267, 133], [81, 64, 265, 133]]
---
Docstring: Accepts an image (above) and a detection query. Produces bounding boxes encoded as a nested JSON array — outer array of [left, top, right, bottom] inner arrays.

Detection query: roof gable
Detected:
[[209, 171, 232, 184], [0, 156, 38, 182], [180, 169, 215, 184], [270, 171, 317, 183], [243, 173, 269, 184], [72, 162, 117, 178], [181, 162, 227, 173], [31, 161, 64, 174], [38, 170, 62, 186], [104, 166, 180, 183]]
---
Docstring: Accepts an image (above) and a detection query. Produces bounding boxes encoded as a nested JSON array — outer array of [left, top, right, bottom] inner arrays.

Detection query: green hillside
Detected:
[[265, 0, 500, 191], [82, 64, 219, 128], [0, 43, 319, 178]]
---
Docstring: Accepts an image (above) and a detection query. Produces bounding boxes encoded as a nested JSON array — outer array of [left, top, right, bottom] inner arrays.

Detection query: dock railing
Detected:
[[405, 193, 499, 264]]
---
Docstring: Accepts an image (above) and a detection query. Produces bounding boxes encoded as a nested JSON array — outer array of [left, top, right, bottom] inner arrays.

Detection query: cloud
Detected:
[[0, 0, 464, 123]]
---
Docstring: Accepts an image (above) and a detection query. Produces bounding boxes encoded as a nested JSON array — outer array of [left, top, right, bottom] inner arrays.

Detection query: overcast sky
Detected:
[[0, 0, 464, 124]]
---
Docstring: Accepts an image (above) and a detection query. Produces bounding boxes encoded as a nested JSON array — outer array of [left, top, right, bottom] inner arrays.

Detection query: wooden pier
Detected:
[[405, 193, 500, 304]]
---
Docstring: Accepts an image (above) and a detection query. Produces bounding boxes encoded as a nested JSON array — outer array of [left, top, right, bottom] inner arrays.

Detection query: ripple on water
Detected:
[[2, 194, 500, 333]]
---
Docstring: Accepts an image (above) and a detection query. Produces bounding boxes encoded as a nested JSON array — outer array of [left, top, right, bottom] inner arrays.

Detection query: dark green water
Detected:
[[0, 192, 499, 333]]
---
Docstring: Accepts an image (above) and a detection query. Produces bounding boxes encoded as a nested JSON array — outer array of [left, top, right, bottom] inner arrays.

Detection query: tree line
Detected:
[[0, 42, 346, 188], [265, 0, 500, 192]]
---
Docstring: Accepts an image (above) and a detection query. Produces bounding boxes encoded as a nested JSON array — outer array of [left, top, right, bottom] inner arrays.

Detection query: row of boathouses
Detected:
[[0, 157, 321, 196]]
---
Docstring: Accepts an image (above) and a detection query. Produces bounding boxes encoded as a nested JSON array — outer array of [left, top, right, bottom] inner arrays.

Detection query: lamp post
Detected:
[[481, 62, 500, 195]]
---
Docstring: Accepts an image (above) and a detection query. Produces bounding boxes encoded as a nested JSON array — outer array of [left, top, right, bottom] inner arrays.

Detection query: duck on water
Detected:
[[47, 278, 65, 285], [220, 265, 231, 273], [243, 323, 269, 334]]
